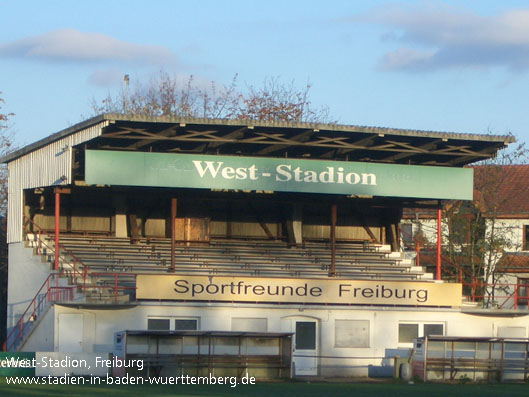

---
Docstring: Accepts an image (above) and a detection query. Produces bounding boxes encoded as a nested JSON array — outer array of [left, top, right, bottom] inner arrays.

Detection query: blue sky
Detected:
[[2, 0, 529, 147]]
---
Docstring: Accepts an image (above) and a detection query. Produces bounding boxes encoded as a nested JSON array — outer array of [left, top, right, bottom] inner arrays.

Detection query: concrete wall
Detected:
[[7, 242, 52, 330], [22, 305, 55, 352]]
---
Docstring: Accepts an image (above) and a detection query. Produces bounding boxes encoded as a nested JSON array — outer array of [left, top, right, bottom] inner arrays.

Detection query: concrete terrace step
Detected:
[[26, 233, 434, 287]]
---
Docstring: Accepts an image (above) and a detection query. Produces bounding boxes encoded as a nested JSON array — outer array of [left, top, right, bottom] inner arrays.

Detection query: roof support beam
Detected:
[[255, 129, 314, 155], [382, 139, 443, 162], [125, 126, 177, 149], [207, 127, 249, 149]]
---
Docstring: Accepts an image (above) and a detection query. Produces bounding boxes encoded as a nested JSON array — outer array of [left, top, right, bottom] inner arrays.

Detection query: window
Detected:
[[295, 322, 316, 350], [401, 223, 413, 246], [148, 318, 170, 330], [524, 225, 529, 251], [517, 278, 529, 307], [399, 323, 444, 344], [335, 320, 369, 348], [398, 324, 418, 344], [424, 324, 444, 337], [148, 317, 199, 331], [175, 319, 198, 330]]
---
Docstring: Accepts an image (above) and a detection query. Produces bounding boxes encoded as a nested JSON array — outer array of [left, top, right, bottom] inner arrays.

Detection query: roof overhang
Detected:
[[1, 113, 515, 166]]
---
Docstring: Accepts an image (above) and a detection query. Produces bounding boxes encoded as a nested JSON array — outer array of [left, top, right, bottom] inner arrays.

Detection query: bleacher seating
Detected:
[[26, 233, 434, 303]]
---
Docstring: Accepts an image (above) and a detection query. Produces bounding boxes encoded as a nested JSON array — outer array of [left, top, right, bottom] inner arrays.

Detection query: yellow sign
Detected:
[[137, 275, 462, 307]]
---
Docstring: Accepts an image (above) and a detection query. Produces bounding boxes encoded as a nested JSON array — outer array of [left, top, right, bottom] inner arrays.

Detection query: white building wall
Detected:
[[50, 303, 529, 378], [485, 218, 528, 308], [486, 218, 525, 252]]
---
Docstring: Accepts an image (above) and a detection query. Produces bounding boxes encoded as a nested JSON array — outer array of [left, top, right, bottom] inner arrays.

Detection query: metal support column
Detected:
[[330, 204, 337, 277]]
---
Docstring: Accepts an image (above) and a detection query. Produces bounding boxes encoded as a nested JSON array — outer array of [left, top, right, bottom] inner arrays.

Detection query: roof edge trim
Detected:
[[1, 115, 107, 163]]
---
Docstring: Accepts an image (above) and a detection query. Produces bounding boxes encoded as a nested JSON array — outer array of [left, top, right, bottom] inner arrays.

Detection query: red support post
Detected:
[[436, 207, 442, 281], [415, 240, 421, 267], [54, 190, 60, 271], [171, 198, 177, 273], [514, 282, 519, 310]]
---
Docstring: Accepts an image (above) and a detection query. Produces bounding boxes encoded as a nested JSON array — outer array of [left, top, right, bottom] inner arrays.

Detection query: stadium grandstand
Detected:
[[2, 114, 529, 378]]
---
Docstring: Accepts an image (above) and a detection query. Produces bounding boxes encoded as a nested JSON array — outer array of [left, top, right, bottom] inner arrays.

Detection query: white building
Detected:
[[402, 165, 529, 310]]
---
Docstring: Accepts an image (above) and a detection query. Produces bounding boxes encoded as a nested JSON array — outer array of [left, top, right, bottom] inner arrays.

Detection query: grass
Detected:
[[1, 379, 529, 397]]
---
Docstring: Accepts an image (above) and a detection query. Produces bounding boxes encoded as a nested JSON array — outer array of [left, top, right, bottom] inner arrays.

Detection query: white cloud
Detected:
[[358, 4, 529, 72], [0, 29, 176, 65]]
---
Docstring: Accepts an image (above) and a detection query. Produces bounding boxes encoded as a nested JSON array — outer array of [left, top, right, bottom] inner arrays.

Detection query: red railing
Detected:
[[458, 280, 528, 309], [3, 273, 74, 351], [25, 217, 86, 280], [401, 227, 527, 309], [78, 273, 136, 302], [3, 219, 138, 351]]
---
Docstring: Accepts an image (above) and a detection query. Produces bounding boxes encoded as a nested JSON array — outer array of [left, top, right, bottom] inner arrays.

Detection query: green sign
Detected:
[[85, 150, 473, 200], [0, 352, 35, 376]]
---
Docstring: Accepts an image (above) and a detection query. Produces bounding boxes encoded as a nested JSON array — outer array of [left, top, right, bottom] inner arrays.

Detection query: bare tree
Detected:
[[0, 93, 15, 215], [91, 72, 332, 123], [0, 92, 12, 343], [235, 77, 330, 123], [443, 142, 529, 307]]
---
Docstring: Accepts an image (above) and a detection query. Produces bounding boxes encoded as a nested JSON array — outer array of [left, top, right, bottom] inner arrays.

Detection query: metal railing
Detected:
[[401, 227, 529, 309], [3, 273, 73, 351], [3, 219, 138, 351]]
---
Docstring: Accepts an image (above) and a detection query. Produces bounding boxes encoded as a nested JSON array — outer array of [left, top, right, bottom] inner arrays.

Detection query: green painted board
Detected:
[[0, 352, 35, 376], [85, 150, 473, 200]]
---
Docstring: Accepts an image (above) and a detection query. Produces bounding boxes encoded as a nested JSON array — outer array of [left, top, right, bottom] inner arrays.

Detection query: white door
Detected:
[[293, 320, 318, 376], [58, 314, 83, 352]]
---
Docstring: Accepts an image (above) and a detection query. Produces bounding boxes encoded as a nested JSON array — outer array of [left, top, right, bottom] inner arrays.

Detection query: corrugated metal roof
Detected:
[[1, 113, 515, 164]]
